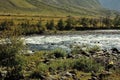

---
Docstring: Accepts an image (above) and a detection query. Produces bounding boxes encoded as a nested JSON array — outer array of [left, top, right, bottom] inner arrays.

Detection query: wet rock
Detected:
[[91, 71, 98, 80], [111, 48, 119, 53], [51, 43, 55, 45], [92, 55, 97, 58], [91, 77, 98, 80], [96, 51, 104, 54], [47, 75, 56, 80], [61, 76, 67, 80], [69, 70, 77, 75], [67, 54, 75, 58], [65, 72, 73, 77], [81, 51, 90, 57], [112, 53, 118, 57], [91, 71, 97, 77], [43, 59, 50, 64]]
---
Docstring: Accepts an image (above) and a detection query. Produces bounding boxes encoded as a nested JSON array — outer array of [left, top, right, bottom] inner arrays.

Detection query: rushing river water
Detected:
[[25, 30, 120, 52]]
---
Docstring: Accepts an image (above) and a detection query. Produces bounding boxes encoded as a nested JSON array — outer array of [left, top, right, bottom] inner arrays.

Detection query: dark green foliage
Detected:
[[29, 70, 45, 79], [21, 20, 30, 28], [45, 21, 49, 30], [57, 19, 64, 30], [37, 63, 49, 72], [80, 18, 90, 27], [113, 15, 120, 27], [71, 46, 84, 55], [65, 16, 75, 30], [50, 48, 67, 58], [37, 19, 42, 28], [36, 20, 46, 33], [5, 66, 24, 80], [49, 20, 55, 30], [19, 20, 45, 35], [0, 20, 14, 30], [46, 20, 55, 30], [89, 18, 99, 27], [0, 15, 120, 35], [102, 16, 113, 27], [20, 20, 30, 34], [30, 57, 103, 73], [0, 30, 25, 67], [0, 30, 26, 80], [49, 59, 74, 71]]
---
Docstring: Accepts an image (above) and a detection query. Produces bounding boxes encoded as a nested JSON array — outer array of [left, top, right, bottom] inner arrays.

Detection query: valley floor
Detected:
[[0, 15, 120, 80]]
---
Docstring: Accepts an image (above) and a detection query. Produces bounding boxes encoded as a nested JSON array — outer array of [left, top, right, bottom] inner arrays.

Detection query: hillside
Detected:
[[99, 0, 120, 11], [0, 0, 113, 16]]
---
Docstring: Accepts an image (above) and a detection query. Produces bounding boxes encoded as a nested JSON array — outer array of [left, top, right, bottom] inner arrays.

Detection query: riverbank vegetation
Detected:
[[0, 15, 120, 35], [0, 14, 120, 79], [0, 30, 120, 79]]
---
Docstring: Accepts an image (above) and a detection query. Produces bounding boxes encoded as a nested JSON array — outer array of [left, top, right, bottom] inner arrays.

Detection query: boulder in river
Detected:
[[111, 48, 119, 53]]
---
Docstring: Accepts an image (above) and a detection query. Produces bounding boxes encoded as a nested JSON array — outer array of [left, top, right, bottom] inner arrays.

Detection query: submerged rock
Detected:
[[111, 48, 119, 53]]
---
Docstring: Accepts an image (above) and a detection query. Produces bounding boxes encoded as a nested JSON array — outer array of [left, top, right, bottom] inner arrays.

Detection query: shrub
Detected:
[[74, 57, 103, 72], [71, 45, 101, 57], [50, 48, 67, 58], [46, 20, 55, 30], [71, 45, 84, 55], [37, 63, 49, 73], [0, 31, 25, 67], [57, 19, 65, 30], [65, 16, 75, 30], [29, 70, 46, 79], [34, 51, 47, 59], [85, 45, 101, 53], [49, 59, 74, 71]]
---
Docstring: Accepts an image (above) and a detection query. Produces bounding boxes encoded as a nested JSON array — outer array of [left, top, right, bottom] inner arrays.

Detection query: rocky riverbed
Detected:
[[0, 30, 120, 80], [24, 30, 120, 72]]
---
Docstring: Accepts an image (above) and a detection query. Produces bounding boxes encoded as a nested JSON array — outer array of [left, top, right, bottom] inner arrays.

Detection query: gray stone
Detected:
[[65, 72, 72, 77], [91, 76, 98, 80]]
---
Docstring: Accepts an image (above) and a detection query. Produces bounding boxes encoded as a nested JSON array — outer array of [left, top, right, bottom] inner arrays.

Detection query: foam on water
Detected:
[[25, 31, 120, 51]]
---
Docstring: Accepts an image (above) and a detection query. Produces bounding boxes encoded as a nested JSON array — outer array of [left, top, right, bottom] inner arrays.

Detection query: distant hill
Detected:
[[99, 0, 120, 11], [0, 0, 115, 16]]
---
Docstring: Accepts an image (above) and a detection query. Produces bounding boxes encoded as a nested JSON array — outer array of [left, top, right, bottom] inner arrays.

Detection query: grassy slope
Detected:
[[10, 0, 36, 8], [0, 0, 113, 16]]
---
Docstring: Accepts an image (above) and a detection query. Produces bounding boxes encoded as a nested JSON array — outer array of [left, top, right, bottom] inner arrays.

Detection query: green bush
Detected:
[[72, 45, 100, 54], [49, 59, 74, 71], [49, 48, 67, 58], [74, 57, 103, 72], [29, 70, 45, 79], [86, 45, 100, 53], [0, 36, 25, 67], [34, 51, 47, 59], [37, 63, 49, 73], [71, 46, 84, 55]]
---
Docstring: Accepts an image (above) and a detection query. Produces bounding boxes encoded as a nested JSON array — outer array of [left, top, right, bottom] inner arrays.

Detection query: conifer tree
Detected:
[[57, 19, 64, 30]]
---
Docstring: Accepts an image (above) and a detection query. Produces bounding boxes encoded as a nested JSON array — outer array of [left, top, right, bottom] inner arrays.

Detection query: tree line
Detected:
[[0, 15, 120, 35]]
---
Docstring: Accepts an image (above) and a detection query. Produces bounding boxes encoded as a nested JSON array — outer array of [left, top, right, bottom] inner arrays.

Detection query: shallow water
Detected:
[[25, 30, 120, 52]]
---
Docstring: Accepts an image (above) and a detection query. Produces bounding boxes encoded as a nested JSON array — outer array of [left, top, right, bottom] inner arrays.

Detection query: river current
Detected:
[[25, 30, 120, 52]]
